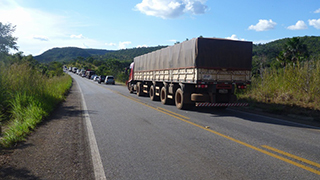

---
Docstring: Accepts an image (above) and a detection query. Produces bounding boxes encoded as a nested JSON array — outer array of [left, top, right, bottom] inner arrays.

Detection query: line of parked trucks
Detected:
[[66, 66, 115, 85]]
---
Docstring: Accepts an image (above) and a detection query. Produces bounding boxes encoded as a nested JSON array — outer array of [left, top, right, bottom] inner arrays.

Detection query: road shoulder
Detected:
[[0, 80, 94, 179]]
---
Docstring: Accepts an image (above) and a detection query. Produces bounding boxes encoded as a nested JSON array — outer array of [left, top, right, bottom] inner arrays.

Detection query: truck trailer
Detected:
[[126, 37, 252, 109]]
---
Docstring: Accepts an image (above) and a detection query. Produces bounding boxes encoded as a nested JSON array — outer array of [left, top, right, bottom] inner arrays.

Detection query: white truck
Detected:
[[126, 37, 252, 109]]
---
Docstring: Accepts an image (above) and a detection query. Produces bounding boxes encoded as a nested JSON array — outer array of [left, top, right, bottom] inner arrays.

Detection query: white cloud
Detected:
[[118, 41, 132, 49], [0, 0, 110, 55], [0, 0, 72, 55], [248, 19, 277, 31], [105, 42, 117, 46], [314, 8, 320, 13], [70, 34, 84, 39], [135, 0, 208, 19], [287, 20, 307, 30], [309, 19, 320, 29], [225, 34, 245, 41], [252, 39, 276, 45], [33, 35, 49, 41]]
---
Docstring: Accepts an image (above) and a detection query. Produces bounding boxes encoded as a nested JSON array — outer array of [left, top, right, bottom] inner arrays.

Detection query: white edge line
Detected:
[[77, 81, 107, 180]]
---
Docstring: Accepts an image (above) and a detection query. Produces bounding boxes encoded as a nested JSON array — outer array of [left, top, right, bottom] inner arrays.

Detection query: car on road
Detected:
[[98, 75, 106, 84], [86, 70, 95, 79], [93, 75, 99, 81], [105, 76, 115, 85], [91, 74, 97, 80]]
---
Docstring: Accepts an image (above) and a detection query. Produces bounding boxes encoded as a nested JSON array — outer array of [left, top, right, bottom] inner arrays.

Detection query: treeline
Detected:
[[35, 45, 167, 63], [1, 52, 65, 77], [66, 57, 132, 82], [94, 46, 167, 61], [252, 36, 320, 75], [34, 47, 114, 63], [65, 46, 168, 82]]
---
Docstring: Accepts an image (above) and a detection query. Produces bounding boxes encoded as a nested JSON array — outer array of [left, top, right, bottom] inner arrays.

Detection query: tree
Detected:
[[276, 37, 309, 67], [0, 22, 18, 54]]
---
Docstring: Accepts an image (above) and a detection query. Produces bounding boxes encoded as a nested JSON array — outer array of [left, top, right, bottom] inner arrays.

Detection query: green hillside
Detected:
[[34, 46, 167, 63], [34, 36, 320, 65], [34, 47, 114, 63], [253, 36, 320, 63]]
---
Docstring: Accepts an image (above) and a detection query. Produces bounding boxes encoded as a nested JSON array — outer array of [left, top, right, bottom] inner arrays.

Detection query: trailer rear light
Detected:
[[196, 84, 208, 88], [237, 85, 247, 89]]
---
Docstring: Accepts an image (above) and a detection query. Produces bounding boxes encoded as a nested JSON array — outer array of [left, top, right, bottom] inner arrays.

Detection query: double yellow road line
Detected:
[[110, 87, 320, 176]]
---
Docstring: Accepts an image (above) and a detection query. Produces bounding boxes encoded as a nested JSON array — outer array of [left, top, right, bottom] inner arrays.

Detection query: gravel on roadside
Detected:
[[0, 80, 94, 180]]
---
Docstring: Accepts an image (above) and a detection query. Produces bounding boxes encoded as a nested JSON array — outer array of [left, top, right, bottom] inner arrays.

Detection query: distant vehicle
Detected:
[[69, 67, 72, 72], [81, 70, 86, 77], [86, 71, 95, 79], [105, 76, 115, 85], [98, 75, 106, 84], [93, 75, 99, 81], [91, 74, 97, 80], [72, 67, 78, 73]]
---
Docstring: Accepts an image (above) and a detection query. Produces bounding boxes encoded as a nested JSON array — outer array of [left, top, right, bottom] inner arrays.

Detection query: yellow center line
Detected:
[[106, 87, 190, 121], [262, 145, 320, 169], [175, 118, 320, 176], [108, 87, 320, 176], [157, 107, 190, 120]]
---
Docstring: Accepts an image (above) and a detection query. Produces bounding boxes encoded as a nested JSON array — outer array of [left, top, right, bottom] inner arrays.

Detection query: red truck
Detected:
[[126, 37, 252, 109]]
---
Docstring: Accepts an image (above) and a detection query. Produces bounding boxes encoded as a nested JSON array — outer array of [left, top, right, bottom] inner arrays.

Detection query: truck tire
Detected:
[[175, 88, 193, 109], [149, 85, 159, 101], [160, 86, 169, 104], [128, 83, 133, 93], [136, 82, 143, 96]]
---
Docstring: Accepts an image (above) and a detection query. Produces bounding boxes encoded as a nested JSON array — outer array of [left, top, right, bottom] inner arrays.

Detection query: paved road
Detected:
[[72, 73, 320, 180]]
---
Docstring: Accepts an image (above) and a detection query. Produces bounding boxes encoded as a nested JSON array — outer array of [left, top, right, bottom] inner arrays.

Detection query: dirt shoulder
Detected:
[[0, 80, 94, 180]]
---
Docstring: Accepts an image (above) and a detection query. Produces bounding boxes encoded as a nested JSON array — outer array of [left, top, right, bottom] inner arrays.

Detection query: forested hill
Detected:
[[34, 47, 114, 63], [34, 46, 167, 63], [34, 36, 320, 64], [253, 36, 320, 62]]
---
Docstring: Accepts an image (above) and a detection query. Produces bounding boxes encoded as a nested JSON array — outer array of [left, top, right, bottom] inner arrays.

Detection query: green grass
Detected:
[[238, 60, 320, 117], [0, 62, 72, 148]]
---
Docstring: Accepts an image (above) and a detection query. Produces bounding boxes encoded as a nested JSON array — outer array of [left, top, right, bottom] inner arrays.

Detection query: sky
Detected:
[[0, 0, 319, 56]]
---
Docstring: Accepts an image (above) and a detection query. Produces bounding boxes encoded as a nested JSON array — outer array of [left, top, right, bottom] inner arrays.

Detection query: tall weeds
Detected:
[[239, 60, 320, 111], [0, 62, 72, 147]]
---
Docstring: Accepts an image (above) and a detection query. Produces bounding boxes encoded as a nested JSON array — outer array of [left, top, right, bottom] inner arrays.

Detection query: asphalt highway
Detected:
[[71, 73, 320, 180]]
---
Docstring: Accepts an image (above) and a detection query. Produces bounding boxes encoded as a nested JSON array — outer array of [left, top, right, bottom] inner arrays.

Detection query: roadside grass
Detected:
[[238, 60, 320, 119], [0, 62, 72, 148]]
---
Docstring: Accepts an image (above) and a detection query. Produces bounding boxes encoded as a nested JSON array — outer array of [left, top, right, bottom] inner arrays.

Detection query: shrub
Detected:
[[239, 60, 320, 111], [0, 62, 72, 147]]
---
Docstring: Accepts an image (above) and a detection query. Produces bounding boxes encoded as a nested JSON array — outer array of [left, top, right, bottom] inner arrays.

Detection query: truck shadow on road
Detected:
[[189, 107, 320, 129]]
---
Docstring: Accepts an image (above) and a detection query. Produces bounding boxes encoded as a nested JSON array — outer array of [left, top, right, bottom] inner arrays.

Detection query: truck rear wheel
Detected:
[[175, 88, 193, 109], [149, 85, 159, 101], [136, 82, 143, 96], [127, 83, 133, 93], [160, 86, 169, 104]]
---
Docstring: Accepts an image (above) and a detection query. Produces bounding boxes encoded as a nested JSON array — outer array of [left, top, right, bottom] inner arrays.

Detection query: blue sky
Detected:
[[0, 0, 319, 56]]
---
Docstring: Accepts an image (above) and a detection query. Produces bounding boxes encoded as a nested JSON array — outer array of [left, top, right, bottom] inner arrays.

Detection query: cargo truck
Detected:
[[126, 37, 252, 109]]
